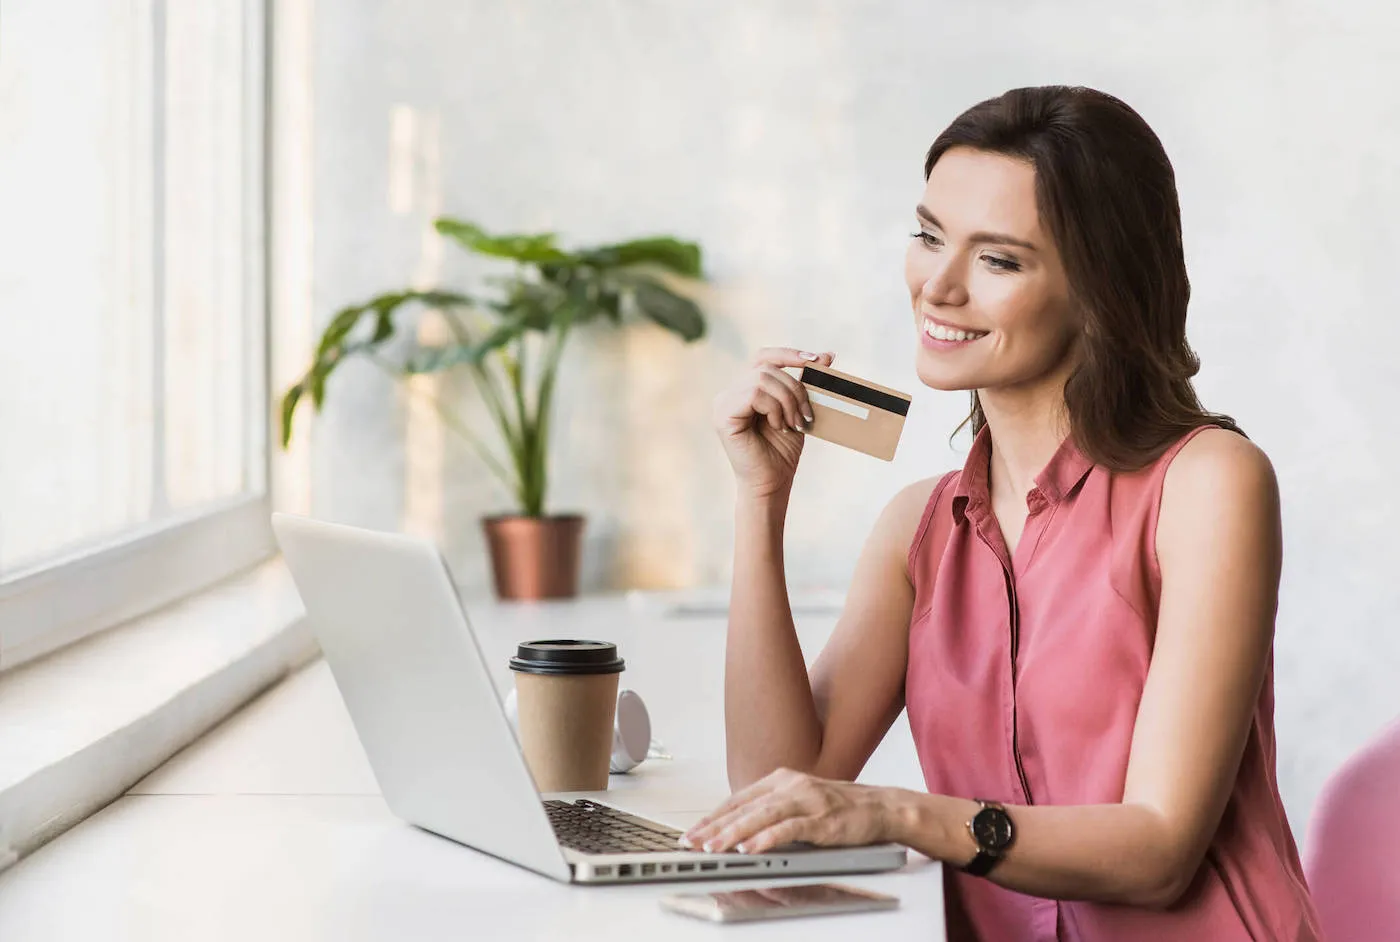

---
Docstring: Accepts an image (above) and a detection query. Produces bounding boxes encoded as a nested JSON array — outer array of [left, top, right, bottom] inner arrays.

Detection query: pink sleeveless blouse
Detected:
[[905, 425, 1323, 941]]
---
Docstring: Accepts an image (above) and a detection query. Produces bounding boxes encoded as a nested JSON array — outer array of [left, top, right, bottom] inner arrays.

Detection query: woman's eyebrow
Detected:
[[915, 204, 1038, 252]]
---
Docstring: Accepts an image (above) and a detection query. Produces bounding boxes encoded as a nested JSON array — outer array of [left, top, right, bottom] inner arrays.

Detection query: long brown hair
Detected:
[[926, 85, 1240, 471]]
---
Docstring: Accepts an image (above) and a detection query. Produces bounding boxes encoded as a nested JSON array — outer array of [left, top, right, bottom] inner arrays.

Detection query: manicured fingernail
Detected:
[[791, 424, 803, 433], [802, 408, 814, 423], [799, 351, 818, 361], [736, 843, 748, 854], [678, 836, 692, 848], [702, 841, 715, 853]]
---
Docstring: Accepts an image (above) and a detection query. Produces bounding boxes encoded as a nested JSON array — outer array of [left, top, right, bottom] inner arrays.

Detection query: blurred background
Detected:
[[2, 0, 1397, 840]]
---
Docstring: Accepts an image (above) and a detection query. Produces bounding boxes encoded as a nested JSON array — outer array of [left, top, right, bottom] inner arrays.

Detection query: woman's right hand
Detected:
[[713, 348, 835, 500]]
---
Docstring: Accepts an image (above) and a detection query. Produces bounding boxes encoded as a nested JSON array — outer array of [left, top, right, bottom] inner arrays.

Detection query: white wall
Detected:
[[294, 1, 1400, 835]]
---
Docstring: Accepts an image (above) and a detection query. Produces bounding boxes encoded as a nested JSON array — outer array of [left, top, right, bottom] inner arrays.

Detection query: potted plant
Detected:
[[279, 218, 707, 599]]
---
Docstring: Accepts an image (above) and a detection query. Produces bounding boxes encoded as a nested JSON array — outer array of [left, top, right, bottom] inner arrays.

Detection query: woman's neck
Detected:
[[978, 372, 1073, 504]]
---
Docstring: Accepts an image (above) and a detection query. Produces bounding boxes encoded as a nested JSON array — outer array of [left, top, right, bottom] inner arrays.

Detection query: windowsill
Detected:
[[0, 557, 316, 870]]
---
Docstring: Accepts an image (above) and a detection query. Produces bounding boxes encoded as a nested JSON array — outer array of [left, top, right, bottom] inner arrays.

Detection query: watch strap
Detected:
[[962, 847, 1000, 877]]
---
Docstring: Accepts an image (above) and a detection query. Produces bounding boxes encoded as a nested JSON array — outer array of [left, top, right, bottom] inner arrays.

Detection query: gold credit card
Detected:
[[798, 364, 912, 461]]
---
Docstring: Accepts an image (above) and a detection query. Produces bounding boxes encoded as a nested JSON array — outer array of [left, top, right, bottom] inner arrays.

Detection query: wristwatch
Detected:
[[962, 799, 1015, 877]]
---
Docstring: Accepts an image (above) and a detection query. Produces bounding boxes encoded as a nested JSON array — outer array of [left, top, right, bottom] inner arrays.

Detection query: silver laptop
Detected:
[[271, 513, 908, 884]]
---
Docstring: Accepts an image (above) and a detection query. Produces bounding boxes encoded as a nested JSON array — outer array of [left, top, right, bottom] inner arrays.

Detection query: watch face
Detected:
[[971, 806, 1014, 852]]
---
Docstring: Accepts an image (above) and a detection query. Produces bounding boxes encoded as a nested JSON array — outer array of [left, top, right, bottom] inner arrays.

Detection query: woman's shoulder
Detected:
[[879, 473, 961, 582], [886, 472, 959, 527], [1161, 426, 1276, 505], [1113, 425, 1273, 500], [1155, 427, 1281, 578], [861, 475, 951, 560]]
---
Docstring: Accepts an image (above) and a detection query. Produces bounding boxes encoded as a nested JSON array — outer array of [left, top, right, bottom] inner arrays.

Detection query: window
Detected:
[[0, 0, 271, 669]]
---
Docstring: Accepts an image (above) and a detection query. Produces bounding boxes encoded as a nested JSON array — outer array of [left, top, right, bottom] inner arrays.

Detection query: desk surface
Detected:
[[0, 592, 945, 941]]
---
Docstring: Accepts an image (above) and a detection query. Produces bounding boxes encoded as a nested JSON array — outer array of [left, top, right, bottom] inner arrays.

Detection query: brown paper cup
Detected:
[[514, 672, 620, 791], [509, 640, 625, 792]]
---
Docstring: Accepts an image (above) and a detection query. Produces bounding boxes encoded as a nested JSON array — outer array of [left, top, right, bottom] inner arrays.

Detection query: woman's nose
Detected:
[[918, 259, 968, 308]]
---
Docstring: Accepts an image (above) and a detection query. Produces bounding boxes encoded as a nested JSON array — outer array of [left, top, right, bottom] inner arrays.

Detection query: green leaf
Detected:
[[537, 263, 570, 284], [368, 290, 407, 310], [403, 344, 473, 374], [371, 309, 395, 343], [556, 298, 601, 328], [471, 319, 528, 363], [315, 288, 463, 362], [410, 289, 476, 309], [405, 319, 528, 374], [279, 383, 303, 449], [597, 286, 622, 324], [315, 304, 369, 360], [312, 288, 480, 373], [309, 362, 329, 408], [507, 280, 568, 331], [624, 274, 706, 341], [554, 279, 595, 331], [434, 217, 575, 264], [580, 237, 702, 277]]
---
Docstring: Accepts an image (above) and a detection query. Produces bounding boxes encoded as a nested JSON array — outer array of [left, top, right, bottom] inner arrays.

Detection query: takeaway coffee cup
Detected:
[[502, 686, 652, 774], [508, 640, 625, 791]]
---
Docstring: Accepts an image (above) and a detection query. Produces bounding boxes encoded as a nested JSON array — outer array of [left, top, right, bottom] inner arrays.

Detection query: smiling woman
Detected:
[[703, 85, 1323, 942], [910, 96, 1240, 469]]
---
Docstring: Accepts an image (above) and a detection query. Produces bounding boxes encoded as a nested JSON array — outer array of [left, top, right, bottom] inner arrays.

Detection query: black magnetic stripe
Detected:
[[800, 367, 910, 416]]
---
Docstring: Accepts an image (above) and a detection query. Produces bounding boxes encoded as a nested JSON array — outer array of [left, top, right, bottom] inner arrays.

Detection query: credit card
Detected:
[[797, 364, 912, 461]]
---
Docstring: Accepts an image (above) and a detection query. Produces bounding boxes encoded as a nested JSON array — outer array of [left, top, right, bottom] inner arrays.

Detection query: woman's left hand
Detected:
[[680, 768, 910, 855]]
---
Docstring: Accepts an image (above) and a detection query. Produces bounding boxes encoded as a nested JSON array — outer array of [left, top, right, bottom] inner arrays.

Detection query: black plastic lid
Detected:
[[508, 640, 625, 676]]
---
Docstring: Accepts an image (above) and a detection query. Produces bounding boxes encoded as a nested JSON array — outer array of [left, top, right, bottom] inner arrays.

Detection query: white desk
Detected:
[[0, 592, 945, 940]]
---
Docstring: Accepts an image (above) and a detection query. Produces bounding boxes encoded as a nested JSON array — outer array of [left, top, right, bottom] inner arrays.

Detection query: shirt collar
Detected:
[[951, 425, 1095, 524], [951, 426, 992, 525]]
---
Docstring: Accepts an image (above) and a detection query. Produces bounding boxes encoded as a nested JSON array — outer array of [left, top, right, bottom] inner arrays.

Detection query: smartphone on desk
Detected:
[[660, 881, 899, 923]]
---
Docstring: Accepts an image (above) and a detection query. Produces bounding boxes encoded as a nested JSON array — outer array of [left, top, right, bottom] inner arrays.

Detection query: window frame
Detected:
[[0, 0, 274, 672]]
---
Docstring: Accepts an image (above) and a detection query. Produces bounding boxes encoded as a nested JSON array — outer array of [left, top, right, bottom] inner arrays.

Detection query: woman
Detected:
[[681, 86, 1323, 941]]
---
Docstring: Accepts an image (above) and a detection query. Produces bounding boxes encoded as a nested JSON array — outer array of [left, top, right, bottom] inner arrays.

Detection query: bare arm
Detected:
[[725, 479, 936, 790], [711, 346, 937, 791]]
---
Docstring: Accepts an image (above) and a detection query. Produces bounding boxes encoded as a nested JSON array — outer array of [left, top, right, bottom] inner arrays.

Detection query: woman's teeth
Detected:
[[924, 319, 988, 343]]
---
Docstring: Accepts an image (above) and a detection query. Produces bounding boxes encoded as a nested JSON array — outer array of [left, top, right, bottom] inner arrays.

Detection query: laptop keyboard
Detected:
[[544, 798, 689, 855]]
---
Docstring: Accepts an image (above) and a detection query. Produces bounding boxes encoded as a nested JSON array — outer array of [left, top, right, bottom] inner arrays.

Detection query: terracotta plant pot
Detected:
[[481, 514, 585, 600]]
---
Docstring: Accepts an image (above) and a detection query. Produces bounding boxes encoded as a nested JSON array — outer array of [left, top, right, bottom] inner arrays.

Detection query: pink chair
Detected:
[[1303, 715, 1400, 942]]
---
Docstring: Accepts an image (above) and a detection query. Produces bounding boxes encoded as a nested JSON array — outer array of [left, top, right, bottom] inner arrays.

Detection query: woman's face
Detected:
[[905, 146, 1079, 396]]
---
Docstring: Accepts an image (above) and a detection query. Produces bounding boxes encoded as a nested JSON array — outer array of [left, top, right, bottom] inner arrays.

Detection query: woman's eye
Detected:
[[910, 231, 941, 248], [984, 255, 1021, 272]]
